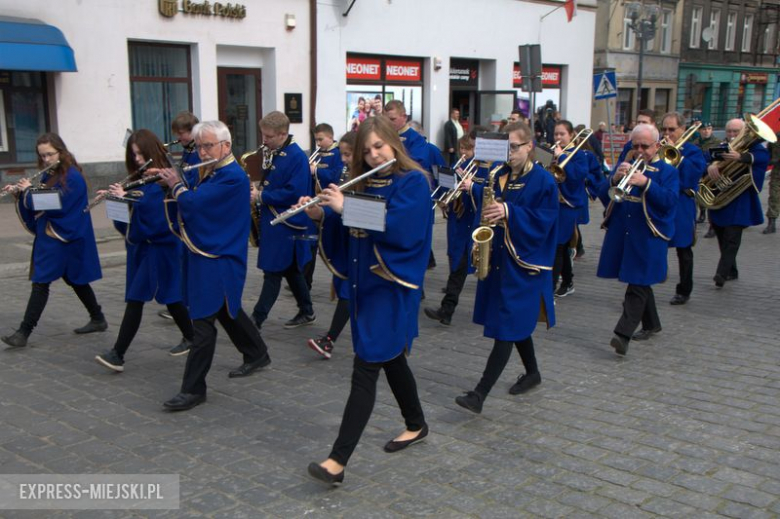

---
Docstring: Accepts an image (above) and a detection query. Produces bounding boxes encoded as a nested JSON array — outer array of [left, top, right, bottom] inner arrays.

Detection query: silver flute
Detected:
[[270, 159, 396, 226], [0, 161, 61, 198], [123, 158, 219, 189]]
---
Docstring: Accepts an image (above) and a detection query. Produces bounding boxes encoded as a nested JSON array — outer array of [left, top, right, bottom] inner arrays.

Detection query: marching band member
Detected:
[[2, 134, 106, 348], [454, 122, 558, 414], [707, 118, 770, 288], [303, 116, 432, 486], [171, 111, 201, 177], [158, 121, 270, 411], [660, 113, 707, 307], [94, 130, 194, 372], [251, 111, 316, 330], [307, 131, 356, 359], [598, 125, 678, 356], [615, 109, 657, 165], [384, 100, 431, 172], [424, 135, 486, 325], [551, 120, 588, 298]]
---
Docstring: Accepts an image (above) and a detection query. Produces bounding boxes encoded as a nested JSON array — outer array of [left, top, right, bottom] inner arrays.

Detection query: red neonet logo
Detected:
[[385, 60, 421, 81], [346, 58, 382, 80]]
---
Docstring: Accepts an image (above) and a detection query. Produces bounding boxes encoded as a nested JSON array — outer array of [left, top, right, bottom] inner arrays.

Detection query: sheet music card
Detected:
[[474, 132, 509, 163], [31, 189, 62, 211], [437, 168, 456, 190], [342, 193, 386, 232], [105, 197, 132, 224]]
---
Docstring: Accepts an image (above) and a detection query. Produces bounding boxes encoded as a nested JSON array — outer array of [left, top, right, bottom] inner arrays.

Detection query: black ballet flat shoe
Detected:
[[228, 355, 271, 378], [508, 372, 541, 395], [74, 318, 108, 334], [163, 392, 206, 412], [455, 391, 484, 414], [307, 462, 344, 487], [713, 274, 726, 288], [383, 424, 429, 453], [423, 307, 451, 326], [2, 330, 29, 348]]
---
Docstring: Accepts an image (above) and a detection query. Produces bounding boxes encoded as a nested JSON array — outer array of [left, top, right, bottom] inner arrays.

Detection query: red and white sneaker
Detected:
[[307, 336, 334, 359]]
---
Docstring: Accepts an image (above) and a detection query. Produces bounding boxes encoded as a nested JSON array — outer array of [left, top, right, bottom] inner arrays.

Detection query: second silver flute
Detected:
[[270, 158, 397, 226], [123, 158, 219, 189]]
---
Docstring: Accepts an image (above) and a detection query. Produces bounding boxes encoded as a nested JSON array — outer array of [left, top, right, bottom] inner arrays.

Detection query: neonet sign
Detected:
[[346, 55, 423, 82]]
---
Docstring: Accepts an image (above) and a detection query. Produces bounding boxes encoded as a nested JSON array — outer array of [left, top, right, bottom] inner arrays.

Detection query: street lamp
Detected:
[[626, 2, 660, 122]]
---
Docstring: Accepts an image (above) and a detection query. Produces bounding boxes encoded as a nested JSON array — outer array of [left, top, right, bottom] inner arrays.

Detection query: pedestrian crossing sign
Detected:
[[593, 71, 617, 100]]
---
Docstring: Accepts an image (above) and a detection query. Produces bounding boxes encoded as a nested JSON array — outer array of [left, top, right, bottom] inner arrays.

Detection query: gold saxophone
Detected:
[[471, 163, 504, 280]]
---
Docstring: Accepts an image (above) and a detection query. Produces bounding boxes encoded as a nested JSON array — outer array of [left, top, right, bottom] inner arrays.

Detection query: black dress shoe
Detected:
[[228, 355, 271, 378], [508, 372, 541, 395], [725, 273, 738, 281], [455, 391, 484, 414], [713, 274, 725, 288], [669, 294, 689, 305], [632, 327, 662, 341], [74, 318, 108, 334], [383, 424, 429, 453], [423, 307, 451, 326], [2, 330, 28, 348], [163, 392, 206, 411], [307, 462, 344, 486], [610, 334, 629, 356]]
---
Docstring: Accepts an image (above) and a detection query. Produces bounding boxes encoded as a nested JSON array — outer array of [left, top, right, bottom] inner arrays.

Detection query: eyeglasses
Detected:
[[631, 143, 656, 150], [660, 127, 678, 132], [509, 141, 530, 151], [196, 141, 225, 151], [39, 152, 59, 159]]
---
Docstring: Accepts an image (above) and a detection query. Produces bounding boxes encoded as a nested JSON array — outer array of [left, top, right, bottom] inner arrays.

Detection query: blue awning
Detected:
[[0, 16, 77, 72]]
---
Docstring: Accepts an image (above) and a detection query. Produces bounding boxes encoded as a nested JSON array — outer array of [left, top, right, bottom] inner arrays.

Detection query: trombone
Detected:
[[0, 161, 61, 199], [271, 159, 397, 226], [84, 159, 153, 212], [608, 158, 646, 203], [657, 121, 701, 166], [308, 146, 322, 166], [548, 128, 593, 183]]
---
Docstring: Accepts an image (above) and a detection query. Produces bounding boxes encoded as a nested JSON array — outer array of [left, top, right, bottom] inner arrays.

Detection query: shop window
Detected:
[[654, 89, 670, 115], [128, 42, 192, 143], [617, 88, 634, 127], [0, 71, 49, 164]]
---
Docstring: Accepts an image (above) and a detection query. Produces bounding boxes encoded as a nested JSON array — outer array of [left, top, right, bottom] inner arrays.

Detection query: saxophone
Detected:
[[471, 163, 504, 280]]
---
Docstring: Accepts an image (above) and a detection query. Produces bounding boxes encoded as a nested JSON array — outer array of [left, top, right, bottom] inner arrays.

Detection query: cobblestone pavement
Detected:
[[0, 196, 778, 518]]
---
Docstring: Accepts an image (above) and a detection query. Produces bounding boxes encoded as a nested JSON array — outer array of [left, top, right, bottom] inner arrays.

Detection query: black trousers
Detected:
[[712, 224, 743, 279], [114, 300, 193, 359], [329, 353, 425, 466], [180, 304, 268, 395], [252, 257, 313, 327], [440, 250, 468, 317], [327, 298, 350, 341], [475, 337, 537, 397], [20, 278, 103, 335], [614, 284, 661, 339], [675, 246, 694, 297], [552, 242, 574, 290], [302, 244, 318, 291]]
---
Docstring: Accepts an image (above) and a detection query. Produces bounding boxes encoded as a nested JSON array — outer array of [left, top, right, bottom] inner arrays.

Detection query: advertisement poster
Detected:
[[346, 91, 389, 131]]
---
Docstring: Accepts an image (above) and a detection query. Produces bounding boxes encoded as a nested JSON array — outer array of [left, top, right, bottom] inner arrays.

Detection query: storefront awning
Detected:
[[0, 16, 77, 72]]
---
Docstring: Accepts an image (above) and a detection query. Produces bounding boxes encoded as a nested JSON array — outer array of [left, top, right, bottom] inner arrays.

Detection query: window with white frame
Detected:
[[725, 11, 737, 50], [708, 9, 721, 49], [623, 12, 636, 50], [742, 14, 754, 52], [763, 23, 776, 54], [690, 7, 703, 48], [661, 9, 673, 53]]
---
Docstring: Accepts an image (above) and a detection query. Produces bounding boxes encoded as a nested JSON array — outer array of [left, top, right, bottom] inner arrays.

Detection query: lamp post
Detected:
[[626, 2, 660, 121]]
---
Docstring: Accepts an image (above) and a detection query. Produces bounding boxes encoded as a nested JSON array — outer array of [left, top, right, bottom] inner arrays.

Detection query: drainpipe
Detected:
[[309, 0, 318, 151]]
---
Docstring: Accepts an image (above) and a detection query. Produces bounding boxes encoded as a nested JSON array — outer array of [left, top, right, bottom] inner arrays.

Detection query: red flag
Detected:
[[564, 0, 577, 22]]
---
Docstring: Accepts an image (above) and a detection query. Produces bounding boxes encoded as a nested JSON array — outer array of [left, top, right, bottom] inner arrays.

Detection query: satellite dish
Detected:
[[702, 27, 714, 43]]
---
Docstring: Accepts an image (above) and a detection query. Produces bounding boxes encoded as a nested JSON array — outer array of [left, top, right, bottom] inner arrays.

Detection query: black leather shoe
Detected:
[[632, 327, 662, 341], [2, 330, 28, 348], [508, 372, 541, 395], [163, 392, 206, 411], [307, 462, 344, 486], [423, 307, 451, 326], [455, 391, 484, 414], [74, 318, 108, 334], [713, 274, 725, 288], [725, 273, 738, 281], [610, 334, 629, 356], [383, 424, 429, 453], [669, 294, 689, 305], [228, 355, 271, 378], [283, 312, 316, 329]]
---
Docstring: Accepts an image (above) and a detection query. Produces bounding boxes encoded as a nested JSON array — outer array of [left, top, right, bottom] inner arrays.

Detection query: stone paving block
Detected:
[[669, 488, 724, 511], [721, 483, 777, 509], [719, 501, 776, 519], [557, 489, 612, 512]]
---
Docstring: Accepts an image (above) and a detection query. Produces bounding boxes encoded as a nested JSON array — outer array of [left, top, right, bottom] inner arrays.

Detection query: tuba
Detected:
[[239, 145, 268, 248], [547, 129, 593, 183], [657, 121, 701, 166], [696, 114, 777, 210], [471, 163, 504, 280]]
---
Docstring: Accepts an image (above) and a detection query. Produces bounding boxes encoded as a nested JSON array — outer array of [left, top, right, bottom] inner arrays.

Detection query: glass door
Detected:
[[476, 91, 517, 131], [218, 67, 262, 179]]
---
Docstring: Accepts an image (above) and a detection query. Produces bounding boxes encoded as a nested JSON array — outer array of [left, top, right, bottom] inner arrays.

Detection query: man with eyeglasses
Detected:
[[597, 124, 678, 356], [659, 113, 707, 308], [158, 120, 271, 411], [251, 111, 316, 330]]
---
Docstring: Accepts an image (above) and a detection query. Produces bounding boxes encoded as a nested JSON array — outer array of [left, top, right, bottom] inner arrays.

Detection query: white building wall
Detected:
[[316, 0, 596, 147], [0, 0, 311, 164]]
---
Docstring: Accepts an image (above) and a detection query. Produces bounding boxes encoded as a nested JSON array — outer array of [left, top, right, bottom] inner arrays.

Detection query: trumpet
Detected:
[[608, 158, 646, 203], [439, 159, 479, 206], [548, 128, 593, 183], [83, 159, 153, 212], [123, 158, 219, 190], [656, 121, 701, 166], [270, 159, 397, 226], [163, 140, 180, 149], [0, 161, 61, 199]]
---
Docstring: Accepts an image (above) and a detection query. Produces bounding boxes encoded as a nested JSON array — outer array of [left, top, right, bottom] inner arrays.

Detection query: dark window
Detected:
[[0, 71, 50, 165]]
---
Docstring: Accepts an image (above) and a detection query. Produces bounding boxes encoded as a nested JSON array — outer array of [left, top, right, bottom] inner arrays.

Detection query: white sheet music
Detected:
[[342, 195, 386, 232], [105, 198, 131, 223], [31, 190, 62, 211], [438, 171, 456, 190], [474, 136, 509, 163]]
